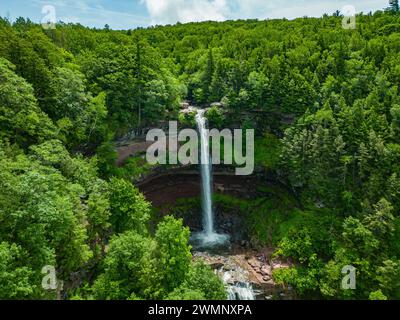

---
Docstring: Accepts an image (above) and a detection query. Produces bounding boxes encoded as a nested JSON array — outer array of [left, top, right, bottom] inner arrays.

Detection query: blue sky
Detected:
[[0, 0, 390, 29]]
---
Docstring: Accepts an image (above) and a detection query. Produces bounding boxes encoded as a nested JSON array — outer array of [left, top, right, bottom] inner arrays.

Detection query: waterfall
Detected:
[[191, 110, 255, 300], [191, 109, 228, 247], [196, 109, 215, 235], [227, 282, 256, 300]]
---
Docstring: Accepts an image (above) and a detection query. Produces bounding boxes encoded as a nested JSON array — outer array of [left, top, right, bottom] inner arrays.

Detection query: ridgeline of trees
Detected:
[[1, 4, 400, 300]]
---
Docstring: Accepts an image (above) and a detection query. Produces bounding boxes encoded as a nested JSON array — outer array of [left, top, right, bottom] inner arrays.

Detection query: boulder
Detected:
[[260, 265, 272, 276], [210, 262, 224, 270]]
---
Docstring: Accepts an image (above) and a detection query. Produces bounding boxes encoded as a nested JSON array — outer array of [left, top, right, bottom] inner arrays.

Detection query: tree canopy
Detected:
[[1, 5, 400, 300]]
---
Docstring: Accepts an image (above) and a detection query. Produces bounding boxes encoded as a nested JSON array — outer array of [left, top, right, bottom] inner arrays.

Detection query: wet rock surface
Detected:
[[193, 248, 294, 300]]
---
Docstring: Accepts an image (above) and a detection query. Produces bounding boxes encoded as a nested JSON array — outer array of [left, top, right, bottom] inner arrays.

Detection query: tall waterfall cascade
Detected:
[[191, 109, 229, 248], [196, 109, 214, 235], [191, 109, 256, 300]]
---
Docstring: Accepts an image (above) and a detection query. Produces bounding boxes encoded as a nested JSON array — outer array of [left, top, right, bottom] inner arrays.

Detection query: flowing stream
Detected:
[[226, 281, 257, 300], [221, 268, 257, 300]]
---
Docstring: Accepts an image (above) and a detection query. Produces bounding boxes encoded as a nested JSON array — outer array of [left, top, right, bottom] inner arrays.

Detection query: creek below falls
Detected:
[[134, 109, 293, 300]]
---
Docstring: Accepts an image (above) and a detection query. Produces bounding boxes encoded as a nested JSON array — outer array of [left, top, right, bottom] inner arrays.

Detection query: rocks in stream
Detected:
[[244, 251, 292, 290], [193, 249, 295, 300], [210, 262, 225, 270], [260, 265, 272, 276]]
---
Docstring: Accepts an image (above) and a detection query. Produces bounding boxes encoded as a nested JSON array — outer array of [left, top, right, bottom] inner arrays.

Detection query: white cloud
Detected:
[[142, 0, 389, 25], [141, 0, 230, 25]]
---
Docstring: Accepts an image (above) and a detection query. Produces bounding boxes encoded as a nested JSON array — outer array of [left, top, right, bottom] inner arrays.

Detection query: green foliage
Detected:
[[178, 110, 197, 128], [0, 242, 35, 299], [96, 139, 119, 178], [108, 177, 151, 234], [0, 141, 103, 298], [1, 9, 400, 301], [254, 133, 281, 170], [369, 290, 388, 300], [213, 188, 298, 246], [92, 231, 155, 299], [166, 288, 206, 300], [179, 261, 227, 300], [0, 58, 56, 147], [205, 105, 225, 128], [273, 198, 400, 299], [115, 156, 154, 182], [167, 261, 226, 300], [91, 216, 224, 300], [154, 216, 192, 293]]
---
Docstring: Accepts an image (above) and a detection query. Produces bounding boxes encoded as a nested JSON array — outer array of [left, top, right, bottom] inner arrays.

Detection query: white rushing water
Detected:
[[221, 268, 256, 300], [227, 282, 256, 300], [191, 109, 228, 247], [196, 109, 214, 235]]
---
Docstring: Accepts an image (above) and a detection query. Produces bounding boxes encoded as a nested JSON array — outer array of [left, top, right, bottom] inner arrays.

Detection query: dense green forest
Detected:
[[1, 4, 400, 300]]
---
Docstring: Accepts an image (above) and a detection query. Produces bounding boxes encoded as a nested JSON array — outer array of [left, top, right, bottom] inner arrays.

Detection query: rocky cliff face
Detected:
[[136, 165, 272, 208]]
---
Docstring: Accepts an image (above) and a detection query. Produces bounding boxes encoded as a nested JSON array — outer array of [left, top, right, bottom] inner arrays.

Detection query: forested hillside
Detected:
[[1, 7, 400, 300]]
